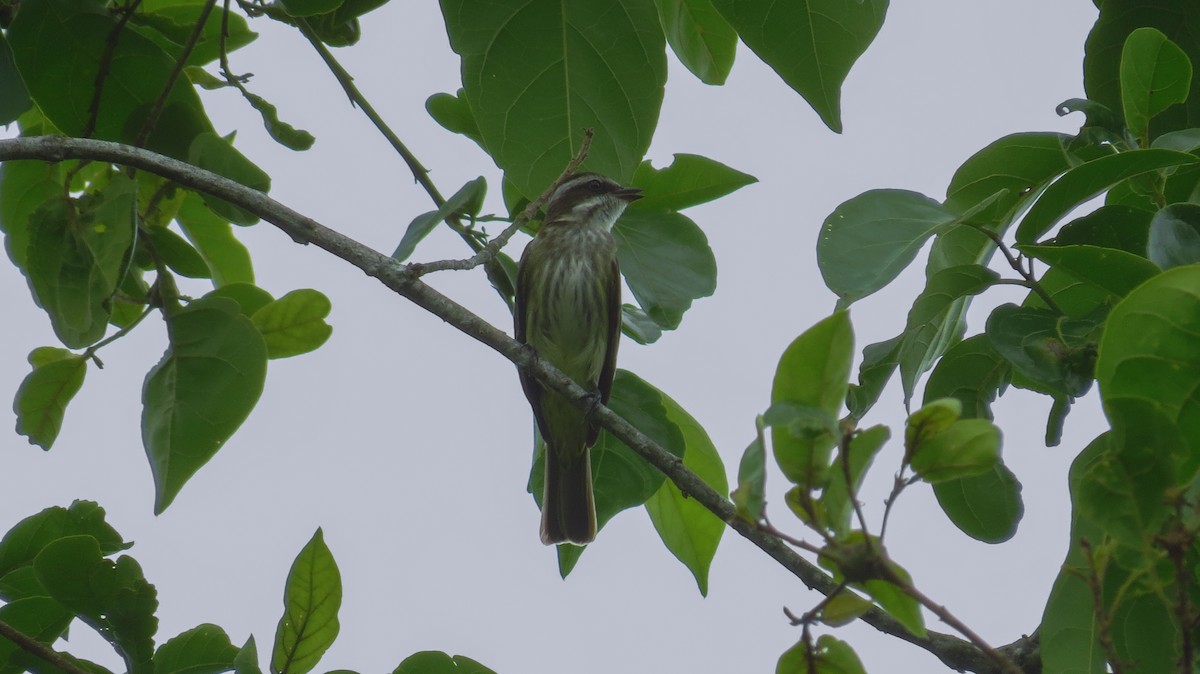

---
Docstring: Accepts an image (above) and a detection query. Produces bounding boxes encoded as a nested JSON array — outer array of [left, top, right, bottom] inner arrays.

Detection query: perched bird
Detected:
[[515, 173, 642, 545]]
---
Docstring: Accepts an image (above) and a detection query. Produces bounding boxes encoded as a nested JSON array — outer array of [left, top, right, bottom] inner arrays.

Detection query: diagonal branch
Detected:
[[0, 136, 1036, 674]]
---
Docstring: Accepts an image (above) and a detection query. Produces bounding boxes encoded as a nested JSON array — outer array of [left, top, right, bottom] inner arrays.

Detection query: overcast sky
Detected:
[[2, 2, 1105, 672]]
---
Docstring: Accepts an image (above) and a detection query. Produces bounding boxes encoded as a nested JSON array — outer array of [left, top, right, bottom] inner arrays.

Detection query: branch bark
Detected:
[[0, 136, 1038, 673]]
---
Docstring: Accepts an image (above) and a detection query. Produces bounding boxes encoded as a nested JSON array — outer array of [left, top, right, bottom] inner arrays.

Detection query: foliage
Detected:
[[1, 0, 1199, 672]]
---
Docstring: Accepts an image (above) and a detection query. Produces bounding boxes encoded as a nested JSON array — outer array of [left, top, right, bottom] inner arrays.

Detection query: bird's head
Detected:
[[543, 173, 642, 230]]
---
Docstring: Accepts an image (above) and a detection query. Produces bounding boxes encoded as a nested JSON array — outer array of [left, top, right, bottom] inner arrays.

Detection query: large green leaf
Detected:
[[0, 501, 127, 585], [652, 0, 736, 85], [26, 176, 137, 348], [142, 296, 268, 514], [392, 652, 496, 674], [271, 530, 341, 674], [818, 190, 958, 304], [1053, 204, 1151, 254], [0, 597, 74, 673], [34, 536, 158, 674], [931, 465, 1022, 544], [709, 0, 887, 133], [175, 193, 255, 286], [1016, 149, 1200, 243], [628, 154, 756, 212], [771, 312, 853, 488], [845, 335, 901, 420], [0, 35, 31, 125], [644, 387, 727, 596], [250, 289, 333, 359], [187, 133, 271, 226], [1147, 203, 1200, 269], [1085, 0, 1200, 137], [131, 0, 258, 68], [14, 347, 88, 450], [895, 265, 998, 405], [943, 132, 1074, 225], [6, 0, 211, 158], [155, 624, 240, 674], [1017, 244, 1160, 299], [923, 334, 1010, 421], [985, 304, 1103, 399], [0, 160, 64, 270], [440, 0, 666, 197], [614, 209, 716, 330], [1120, 28, 1192, 142], [1095, 265, 1200, 470]]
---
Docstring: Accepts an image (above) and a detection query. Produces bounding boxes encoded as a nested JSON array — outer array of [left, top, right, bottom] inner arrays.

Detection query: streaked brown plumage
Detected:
[[514, 173, 641, 544]]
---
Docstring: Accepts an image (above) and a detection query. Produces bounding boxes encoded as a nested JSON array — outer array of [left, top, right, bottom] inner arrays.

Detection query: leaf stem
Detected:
[[962, 223, 1064, 314]]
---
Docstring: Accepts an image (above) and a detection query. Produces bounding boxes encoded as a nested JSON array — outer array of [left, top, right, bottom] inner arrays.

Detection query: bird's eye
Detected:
[[587, 179, 604, 192]]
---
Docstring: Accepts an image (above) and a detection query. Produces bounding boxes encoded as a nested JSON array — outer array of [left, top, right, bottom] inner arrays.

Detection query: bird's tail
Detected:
[[540, 443, 596, 545]]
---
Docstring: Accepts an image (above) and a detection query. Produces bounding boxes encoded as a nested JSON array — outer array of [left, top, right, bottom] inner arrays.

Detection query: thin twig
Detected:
[[0, 135, 1035, 674], [963, 222, 1064, 314], [0, 618, 94, 674], [82, 0, 145, 139], [134, 0, 218, 148], [882, 567, 1023, 674], [409, 130, 595, 275], [1078, 538, 1122, 674], [878, 473, 916, 541]]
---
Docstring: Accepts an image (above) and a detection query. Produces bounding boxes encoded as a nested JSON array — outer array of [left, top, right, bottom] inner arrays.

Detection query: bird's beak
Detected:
[[615, 187, 643, 202]]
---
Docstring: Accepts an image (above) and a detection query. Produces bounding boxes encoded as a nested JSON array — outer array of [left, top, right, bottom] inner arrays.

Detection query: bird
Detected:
[[514, 172, 642, 545]]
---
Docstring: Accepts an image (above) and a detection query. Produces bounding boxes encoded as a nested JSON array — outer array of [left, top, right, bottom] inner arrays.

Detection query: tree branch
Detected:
[[0, 136, 1037, 673], [0, 617, 94, 674]]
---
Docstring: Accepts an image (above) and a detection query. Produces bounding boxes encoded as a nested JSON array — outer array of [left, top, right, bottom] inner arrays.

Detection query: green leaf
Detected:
[[818, 190, 958, 304], [250, 289, 333, 359], [644, 389, 727, 597], [820, 594, 874, 628], [923, 334, 1010, 421], [300, 0, 389, 47], [1016, 149, 1200, 243], [244, 93, 316, 152], [271, 530, 341, 674], [619, 304, 663, 345], [904, 398, 961, 453], [652, 0, 736, 85], [1095, 265, 1200, 472], [821, 425, 887, 537], [730, 428, 766, 524], [846, 335, 901, 420], [208, 284, 274, 317], [1147, 203, 1200, 269], [7, 0, 212, 158], [155, 624, 239, 674], [771, 312, 853, 487], [1086, 0, 1200, 137], [26, 176, 137, 348], [131, 0, 257, 68], [0, 35, 31, 125], [391, 177, 486, 262], [175, 194, 255, 286], [1077, 399, 1185, 552], [909, 419, 1000, 483], [932, 464, 1023, 543], [14, 347, 88, 450], [34, 536, 158, 674], [614, 209, 716, 329], [944, 132, 1073, 225], [0, 160, 64, 270], [710, 0, 886, 133], [143, 226, 213, 279], [392, 652, 496, 674], [234, 637, 263, 674], [1120, 28, 1193, 142], [1018, 244, 1159, 299], [142, 296, 268, 513], [1111, 591, 1179, 672], [440, 0, 666, 198], [1053, 204, 1151, 254], [187, 132, 271, 226], [424, 90, 483, 148], [0, 501, 127, 583], [776, 635, 867, 674], [629, 154, 756, 212], [0, 597, 74, 672], [896, 265, 998, 405], [280, 0, 343, 18], [985, 304, 1103, 399]]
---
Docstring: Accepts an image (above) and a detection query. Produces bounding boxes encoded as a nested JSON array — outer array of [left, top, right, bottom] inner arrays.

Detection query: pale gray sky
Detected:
[[2, 3, 1104, 672]]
